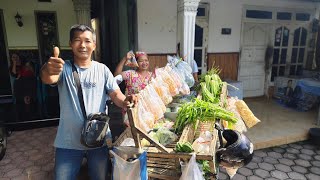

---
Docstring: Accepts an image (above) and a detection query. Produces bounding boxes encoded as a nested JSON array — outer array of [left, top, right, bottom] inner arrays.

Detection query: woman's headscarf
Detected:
[[135, 51, 148, 59]]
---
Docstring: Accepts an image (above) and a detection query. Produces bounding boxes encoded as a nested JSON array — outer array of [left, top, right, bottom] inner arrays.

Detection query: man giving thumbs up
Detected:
[[40, 24, 137, 180]]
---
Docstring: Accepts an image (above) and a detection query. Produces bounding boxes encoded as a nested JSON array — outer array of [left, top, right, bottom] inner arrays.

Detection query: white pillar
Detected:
[[177, 0, 200, 65], [73, 0, 91, 26]]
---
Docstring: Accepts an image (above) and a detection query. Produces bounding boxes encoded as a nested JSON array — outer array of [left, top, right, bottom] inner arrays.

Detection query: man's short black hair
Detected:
[[69, 24, 96, 42]]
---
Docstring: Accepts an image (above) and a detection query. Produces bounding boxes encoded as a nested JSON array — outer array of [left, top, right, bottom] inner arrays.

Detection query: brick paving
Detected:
[[219, 142, 320, 180], [0, 127, 320, 180]]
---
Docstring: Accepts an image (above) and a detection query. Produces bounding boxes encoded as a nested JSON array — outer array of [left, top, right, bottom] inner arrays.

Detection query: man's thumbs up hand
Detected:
[[46, 46, 64, 75], [53, 46, 60, 58]]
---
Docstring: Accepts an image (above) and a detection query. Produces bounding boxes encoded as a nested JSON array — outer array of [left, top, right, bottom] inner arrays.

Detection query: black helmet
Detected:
[[216, 128, 254, 169]]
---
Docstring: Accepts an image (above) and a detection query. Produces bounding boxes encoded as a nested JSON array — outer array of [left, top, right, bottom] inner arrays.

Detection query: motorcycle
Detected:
[[0, 125, 7, 160]]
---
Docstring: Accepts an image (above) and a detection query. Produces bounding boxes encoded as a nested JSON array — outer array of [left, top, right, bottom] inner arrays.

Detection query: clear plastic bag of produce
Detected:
[[176, 59, 192, 75], [153, 118, 174, 129], [155, 127, 178, 146], [192, 131, 212, 154], [167, 55, 192, 74], [183, 71, 195, 87], [167, 55, 195, 87]]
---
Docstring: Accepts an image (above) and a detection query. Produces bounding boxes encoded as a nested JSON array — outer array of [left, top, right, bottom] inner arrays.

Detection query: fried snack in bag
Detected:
[[140, 86, 165, 121], [150, 78, 173, 105], [226, 97, 247, 133], [235, 100, 260, 128], [136, 98, 155, 132], [170, 67, 190, 95], [125, 50, 139, 67], [155, 67, 179, 96]]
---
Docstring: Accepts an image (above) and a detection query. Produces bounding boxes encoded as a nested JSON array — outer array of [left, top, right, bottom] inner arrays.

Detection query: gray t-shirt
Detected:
[[54, 60, 119, 150]]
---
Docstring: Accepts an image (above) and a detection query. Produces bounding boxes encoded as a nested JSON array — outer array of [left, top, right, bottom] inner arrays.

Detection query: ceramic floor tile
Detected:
[[244, 97, 318, 150]]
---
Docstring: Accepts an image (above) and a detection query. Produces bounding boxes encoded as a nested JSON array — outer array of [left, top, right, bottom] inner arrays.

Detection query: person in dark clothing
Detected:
[[9, 54, 37, 120], [281, 80, 294, 106]]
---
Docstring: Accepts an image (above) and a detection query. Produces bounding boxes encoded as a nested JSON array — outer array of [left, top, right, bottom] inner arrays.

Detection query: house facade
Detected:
[[0, 0, 319, 124]]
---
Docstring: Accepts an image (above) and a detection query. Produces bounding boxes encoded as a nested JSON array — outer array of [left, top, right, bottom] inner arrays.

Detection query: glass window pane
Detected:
[[273, 49, 280, 64], [274, 27, 282, 47], [279, 66, 285, 76], [293, 28, 301, 46], [246, 10, 272, 19], [281, 49, 287, 64], [300, 28, 307, 46], [277, 12, 292, 20], [296, 13, 310, 21], [291, 48, 298, 63], [298, 48, 305, 63], [197, 8, 205, 16], [194, 49, 202, 66], [282, 27, 289, 47], [290, 65, 296, 75], [297, 65, 303, 75], [195, 25, 203, 47], [271, 66, 278, 81]]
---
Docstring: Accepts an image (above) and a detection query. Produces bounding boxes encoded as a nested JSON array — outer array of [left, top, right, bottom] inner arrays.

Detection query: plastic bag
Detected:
[[176, 60, 192, 75], [155, 67, 179, 96], [167, 55, 195, 87], [235, 100, 261, 128], [125, 50, 139, 67], [110, 147, 147, 180], [192, 131, 212, 154], [120, 138, 135, 147], [140, 86, 165, 121], [167, 67, 190, 95], [180, 153, 205, 180], [150, 78, 173, 105], [226, 97, 247, 133], [155, 127, 178, 146], [164, 66, 183, 89], [146, 85, 166, 115], [136, 99, 155, 132], [225, 167, 238, 179], [184, 71, 195, 87]]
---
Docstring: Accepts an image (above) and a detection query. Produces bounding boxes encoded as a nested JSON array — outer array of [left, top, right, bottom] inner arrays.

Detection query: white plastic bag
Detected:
[[120, 138, 135, 147], [110, 147, 148, 180], [180, 153, 205, 180], [192, 131, 212, 154]]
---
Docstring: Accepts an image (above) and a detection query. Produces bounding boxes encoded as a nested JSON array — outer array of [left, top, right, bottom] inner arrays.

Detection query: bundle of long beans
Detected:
[[174, 99, 237, 133]]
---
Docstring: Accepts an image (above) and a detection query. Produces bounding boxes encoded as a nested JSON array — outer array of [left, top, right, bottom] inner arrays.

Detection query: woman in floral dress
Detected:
[[114, 51, 154, 125]]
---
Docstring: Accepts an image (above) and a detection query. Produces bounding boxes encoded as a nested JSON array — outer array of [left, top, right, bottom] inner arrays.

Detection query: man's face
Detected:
[[69, 30, 96, 60]]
